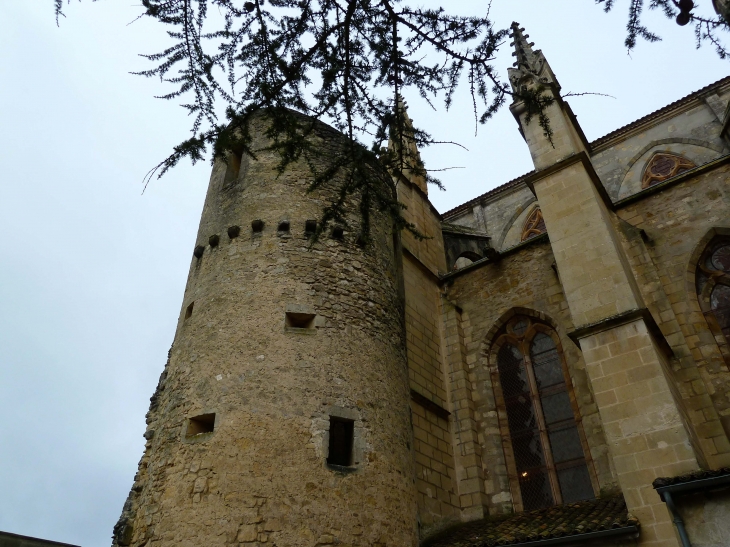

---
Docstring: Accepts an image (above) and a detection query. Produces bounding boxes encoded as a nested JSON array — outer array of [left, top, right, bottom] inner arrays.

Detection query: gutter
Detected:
[[653, 471, 730, 547], [497, 526, 639, 547]]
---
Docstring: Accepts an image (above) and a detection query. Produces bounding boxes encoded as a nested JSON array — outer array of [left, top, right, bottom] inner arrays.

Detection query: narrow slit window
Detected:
[[185, 302, 194, 320], [223, 148, 244, 188], [186, 413, 215, 437], [305, 220, 317, 237], [327, 417, 354, 467]]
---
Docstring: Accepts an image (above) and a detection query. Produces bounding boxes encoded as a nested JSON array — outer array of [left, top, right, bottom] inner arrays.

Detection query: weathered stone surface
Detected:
[[113, 49, 730, 547], [114, 113, 417, 547]]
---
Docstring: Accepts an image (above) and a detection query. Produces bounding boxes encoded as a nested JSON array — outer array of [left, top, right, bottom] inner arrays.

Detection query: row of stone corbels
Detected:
[[191, 219, 348, 258]]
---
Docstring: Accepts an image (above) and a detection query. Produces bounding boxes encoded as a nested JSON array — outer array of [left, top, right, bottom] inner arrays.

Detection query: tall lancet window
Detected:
[[494, 316, 595, 511], [697, 237, 730, 346]]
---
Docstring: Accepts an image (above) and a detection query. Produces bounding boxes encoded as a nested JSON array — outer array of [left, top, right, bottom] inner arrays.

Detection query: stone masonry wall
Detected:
[[442, 184, 537, 253], [591, 85, 730, 200], [674, 489, 730, 547], [442, 239, 616, 515], [616, 164, 730, 467], [404, 257, 459, 535], [398, 175, 460, 535], [397, 178, 447, 276], [580, 319, 699, 546], [113, 113, 418, 547]]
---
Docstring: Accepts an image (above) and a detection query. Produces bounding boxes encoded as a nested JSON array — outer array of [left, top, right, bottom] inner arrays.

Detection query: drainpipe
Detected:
[[661, 491, 691, 547], [653, 469, 730, 547]]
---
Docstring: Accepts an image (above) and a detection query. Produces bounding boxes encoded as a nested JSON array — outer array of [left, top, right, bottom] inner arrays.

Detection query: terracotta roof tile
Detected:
[[590, 75, 730, 150], [652, 467, 730, 489], [441, 170, 534, 219], [422, 495, 638, 547]]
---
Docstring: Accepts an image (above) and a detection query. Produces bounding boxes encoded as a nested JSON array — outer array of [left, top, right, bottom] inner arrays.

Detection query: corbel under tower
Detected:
[[507, 22, 589, 170]]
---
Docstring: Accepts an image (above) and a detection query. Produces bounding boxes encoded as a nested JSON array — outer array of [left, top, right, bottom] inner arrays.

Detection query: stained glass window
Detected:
[[697, 240, 730, 345], [521, 207, 547, 242], [641, 153, 696, 189], [495, 317, 595, 511]]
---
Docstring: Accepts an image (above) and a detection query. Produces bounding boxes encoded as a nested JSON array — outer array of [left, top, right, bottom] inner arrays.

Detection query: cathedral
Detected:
[[112, 23, 730, 547]]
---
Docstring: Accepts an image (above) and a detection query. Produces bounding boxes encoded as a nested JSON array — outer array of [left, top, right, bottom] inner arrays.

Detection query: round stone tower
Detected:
[[113, 113, 418, 547]]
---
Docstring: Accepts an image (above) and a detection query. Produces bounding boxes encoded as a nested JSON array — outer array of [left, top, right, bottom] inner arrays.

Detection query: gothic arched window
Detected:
[[521, 207, 546, 242], [493, 316, 595, 511], [641, 152, 695, 189], [697, 238, 730, 345]]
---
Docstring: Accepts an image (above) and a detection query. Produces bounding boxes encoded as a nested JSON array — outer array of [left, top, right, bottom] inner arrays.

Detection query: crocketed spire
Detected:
[[388, 97, 427, 193], [507, 22, 559, 96]]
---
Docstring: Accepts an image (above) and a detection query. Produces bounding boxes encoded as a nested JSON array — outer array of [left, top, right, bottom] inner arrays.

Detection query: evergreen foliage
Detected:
[[597, 0, 730, 57], [53, 1, 729, 242]]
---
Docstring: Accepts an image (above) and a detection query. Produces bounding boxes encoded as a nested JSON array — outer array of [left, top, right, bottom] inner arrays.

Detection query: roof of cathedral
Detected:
[[591, 74, 730, 150], [441, 170, 535, 220], [441, 74, 730, 220], [652, 467, 730, 489], [421, 495, 638, 547]]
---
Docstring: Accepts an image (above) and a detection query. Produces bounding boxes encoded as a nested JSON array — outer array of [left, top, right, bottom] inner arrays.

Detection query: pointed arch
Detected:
[[521, 207, 546, 242], [615, 139, 722, 199], [484, 309, 597, 512], [452, 251, 482, 271], [641, 152, 696, 189], [695, 231, 730, 354], [496, 194, 539, 251]]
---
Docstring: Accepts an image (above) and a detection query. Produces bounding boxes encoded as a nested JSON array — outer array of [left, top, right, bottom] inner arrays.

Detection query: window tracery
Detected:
[[492, 316, 595, 512], [641, 152, 696, 189], [697, 238, 730, 345], [521, 207, 546, 242]]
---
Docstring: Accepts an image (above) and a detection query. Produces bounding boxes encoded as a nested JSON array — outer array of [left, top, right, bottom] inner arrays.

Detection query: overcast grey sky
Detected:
[[0, 2, 727, 546]]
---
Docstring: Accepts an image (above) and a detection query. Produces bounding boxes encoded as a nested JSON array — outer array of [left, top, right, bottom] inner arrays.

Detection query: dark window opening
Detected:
[[252, 219, 264, 233], [223, 147, 244, 188], [327, 417, 354, 467], [185, 302, 194, 320], [186, 413, 215, 437], [278, 220, 290, 233], [305, 220, 317, 237], [285, 311, 315, 330], [209, 234, 220, 247], [495, 316, 595, 512], [332, 226, 344, 240], [697, 239, 730, 346], [227, 225, 241, 239]]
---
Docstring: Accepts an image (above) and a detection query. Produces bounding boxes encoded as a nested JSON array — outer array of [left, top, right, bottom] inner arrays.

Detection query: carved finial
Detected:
[[507, 23, 559, 96], [388, 97, 427, 194]]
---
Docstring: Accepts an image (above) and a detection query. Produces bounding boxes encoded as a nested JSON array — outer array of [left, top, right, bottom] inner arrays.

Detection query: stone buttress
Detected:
[[112, 112, 418, 547], [507, 22, 702, 547]]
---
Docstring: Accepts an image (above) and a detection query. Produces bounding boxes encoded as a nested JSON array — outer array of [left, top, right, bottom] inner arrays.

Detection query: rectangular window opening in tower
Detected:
[[186, 413, 215, 438], [305, 220, 317, 238], [327, 416, 354, 467], [185, 302, 194, 320], [285, 311, 315, 330], [223, 148, 243, 187]]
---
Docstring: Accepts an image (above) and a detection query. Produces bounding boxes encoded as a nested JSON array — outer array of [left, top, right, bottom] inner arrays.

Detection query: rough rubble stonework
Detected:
[[114, 25, 730, 547], [113, 113, 418, 547]]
